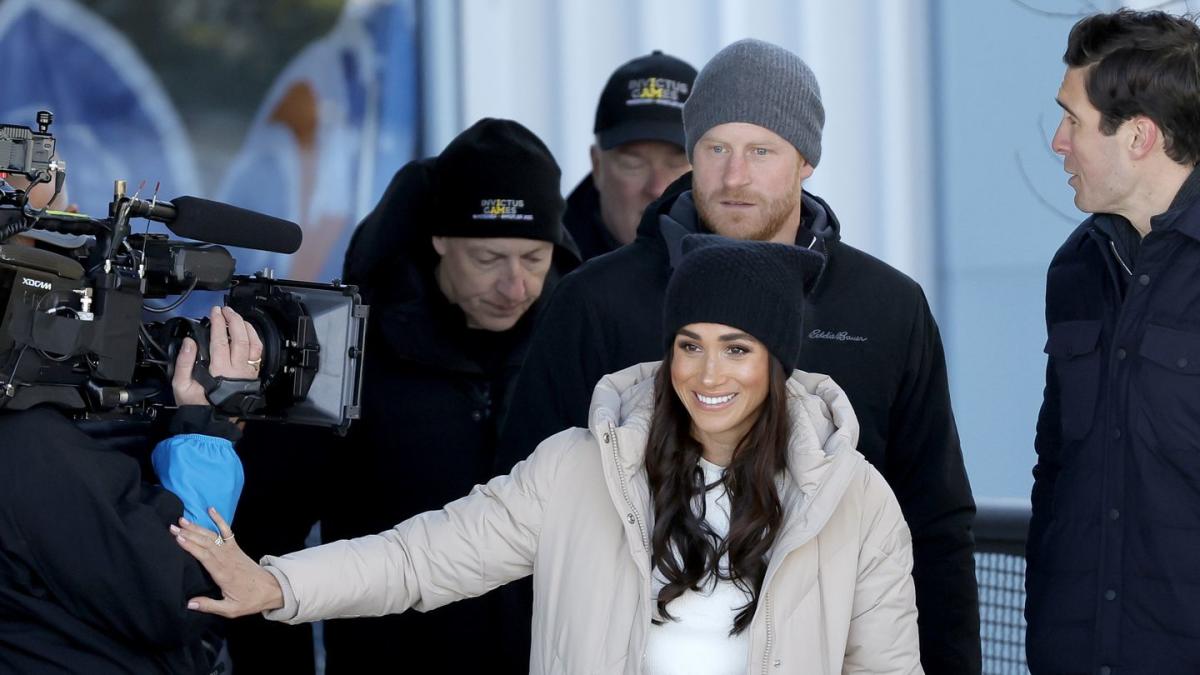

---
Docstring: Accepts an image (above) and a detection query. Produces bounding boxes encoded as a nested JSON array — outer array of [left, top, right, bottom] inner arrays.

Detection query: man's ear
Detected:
[[1128, 115, 1161, 160], [589, 144, 602, 179], [431, 235, 448, 257], [796, 149, 815, 184]]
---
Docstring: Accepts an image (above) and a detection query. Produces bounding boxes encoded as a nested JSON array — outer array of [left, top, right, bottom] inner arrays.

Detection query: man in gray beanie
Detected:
[[498, 38, 980, 674]]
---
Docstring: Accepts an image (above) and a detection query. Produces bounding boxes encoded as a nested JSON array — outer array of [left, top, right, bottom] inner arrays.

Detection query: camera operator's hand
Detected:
[[173, 306, 264, 407], [171, 507, 284, 618]]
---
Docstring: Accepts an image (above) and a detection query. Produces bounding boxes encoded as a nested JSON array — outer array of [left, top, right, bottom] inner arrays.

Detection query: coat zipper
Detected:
[[607, 420, 654, 664], [761, 591, 774, 674], [608, 421, 649, 548], [1108, 240, 1133, 276]]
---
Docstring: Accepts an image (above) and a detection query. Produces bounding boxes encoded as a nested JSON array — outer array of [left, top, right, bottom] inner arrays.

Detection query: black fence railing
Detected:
[[975, 497, 1032, 675]]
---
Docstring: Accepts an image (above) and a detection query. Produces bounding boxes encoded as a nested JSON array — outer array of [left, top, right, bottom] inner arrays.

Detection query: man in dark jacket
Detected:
[[566, 51, 695, 259], [498, 39, 980, 674], [225, 118, 579, 674], [1027, 10, 1200, 673]]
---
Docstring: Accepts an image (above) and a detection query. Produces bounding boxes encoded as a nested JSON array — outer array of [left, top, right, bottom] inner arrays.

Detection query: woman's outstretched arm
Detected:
[[174, 427, 586, 625]]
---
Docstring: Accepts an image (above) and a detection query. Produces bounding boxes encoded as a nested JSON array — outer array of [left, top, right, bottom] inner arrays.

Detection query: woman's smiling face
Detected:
[[670, 322, 771, 458]]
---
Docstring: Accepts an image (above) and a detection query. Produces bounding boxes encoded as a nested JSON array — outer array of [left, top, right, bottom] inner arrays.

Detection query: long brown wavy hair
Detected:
[[645, 346, 792, 635]]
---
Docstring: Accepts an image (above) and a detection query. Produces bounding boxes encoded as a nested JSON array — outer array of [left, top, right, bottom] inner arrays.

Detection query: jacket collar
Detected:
[[1082, 165, 1200, 248], [636, 172, 843, 247], [563, 174, 621, 258], [642, 173, 837, 291], [1150, 165, 1200, 242], [1167, 164, 1200, 211], [374, 266, 537, 375]]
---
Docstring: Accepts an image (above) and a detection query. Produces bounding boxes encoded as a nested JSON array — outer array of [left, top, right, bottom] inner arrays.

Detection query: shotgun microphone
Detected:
[[125, 196, 303, 254]]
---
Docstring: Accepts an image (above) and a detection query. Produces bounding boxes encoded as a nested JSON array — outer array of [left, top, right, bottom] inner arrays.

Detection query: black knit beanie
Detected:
[[430, 118, 566, 245], [663, 235, 825, 372]]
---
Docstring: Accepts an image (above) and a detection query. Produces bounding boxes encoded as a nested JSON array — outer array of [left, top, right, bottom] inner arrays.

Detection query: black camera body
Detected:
[[0, 113, 367, 432]]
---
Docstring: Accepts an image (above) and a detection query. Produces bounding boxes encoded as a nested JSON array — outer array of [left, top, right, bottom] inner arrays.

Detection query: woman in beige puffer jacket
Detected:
[[174, 238, 921, 674]]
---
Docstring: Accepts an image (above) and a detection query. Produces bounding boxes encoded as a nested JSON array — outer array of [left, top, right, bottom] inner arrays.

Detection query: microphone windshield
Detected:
[[167, 196, 303, 254]]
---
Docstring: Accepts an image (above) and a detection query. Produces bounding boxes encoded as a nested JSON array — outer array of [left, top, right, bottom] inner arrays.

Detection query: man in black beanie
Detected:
[[497, 38, 980, 674], [224, 118, 579, 674], [566, 50, 696, 259]]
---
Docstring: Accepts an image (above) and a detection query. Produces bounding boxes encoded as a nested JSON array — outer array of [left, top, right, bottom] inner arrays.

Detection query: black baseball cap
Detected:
[[594, 50, 697, 151]]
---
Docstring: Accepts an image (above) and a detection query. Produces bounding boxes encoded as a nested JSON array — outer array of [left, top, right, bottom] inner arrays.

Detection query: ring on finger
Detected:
[[214, 535, 225, 547]]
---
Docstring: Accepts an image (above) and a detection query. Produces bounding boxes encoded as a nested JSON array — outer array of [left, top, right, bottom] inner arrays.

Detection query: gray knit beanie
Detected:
[[683, 38, 824, 167]]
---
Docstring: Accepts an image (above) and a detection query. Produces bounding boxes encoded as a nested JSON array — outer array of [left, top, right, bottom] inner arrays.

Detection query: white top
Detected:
[[646, 458, 753, 675]]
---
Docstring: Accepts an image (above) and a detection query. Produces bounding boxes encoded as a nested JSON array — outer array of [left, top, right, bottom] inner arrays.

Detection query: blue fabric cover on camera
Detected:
[[152, 434, 244, 530]]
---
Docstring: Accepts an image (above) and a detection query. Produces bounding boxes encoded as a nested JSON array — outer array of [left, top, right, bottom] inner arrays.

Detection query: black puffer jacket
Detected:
[[497, 172, 980, 674], [1027, 168, 1200, 674]]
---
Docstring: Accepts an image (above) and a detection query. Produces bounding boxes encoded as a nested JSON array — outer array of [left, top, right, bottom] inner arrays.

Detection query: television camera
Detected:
[[0, 112, 367, 432]]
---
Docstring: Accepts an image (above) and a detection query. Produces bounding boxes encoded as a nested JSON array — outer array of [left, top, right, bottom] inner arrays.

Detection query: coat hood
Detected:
[[634, 172, 843, 256], [337, 158, 580, 371], [632, 172, 839, 294], [585, 361, 864, 532]]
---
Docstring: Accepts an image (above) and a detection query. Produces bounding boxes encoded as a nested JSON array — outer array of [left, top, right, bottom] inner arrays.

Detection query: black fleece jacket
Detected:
[[497, 173, 981, 674]]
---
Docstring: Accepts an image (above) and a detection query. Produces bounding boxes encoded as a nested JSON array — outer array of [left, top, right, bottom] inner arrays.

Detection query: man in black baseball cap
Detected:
[[566, 50, 696, 259]]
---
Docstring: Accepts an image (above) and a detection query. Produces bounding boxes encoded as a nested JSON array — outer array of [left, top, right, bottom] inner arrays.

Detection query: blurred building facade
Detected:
[[2, 0, 1181, 498]]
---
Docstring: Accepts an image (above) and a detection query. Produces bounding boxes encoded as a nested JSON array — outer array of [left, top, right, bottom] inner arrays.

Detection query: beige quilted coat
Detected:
[[261, 363, 921, 674]]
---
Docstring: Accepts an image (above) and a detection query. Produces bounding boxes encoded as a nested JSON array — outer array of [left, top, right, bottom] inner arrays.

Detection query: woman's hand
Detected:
[[172, 306, 265, 407], [171, 506, 284, 618]]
